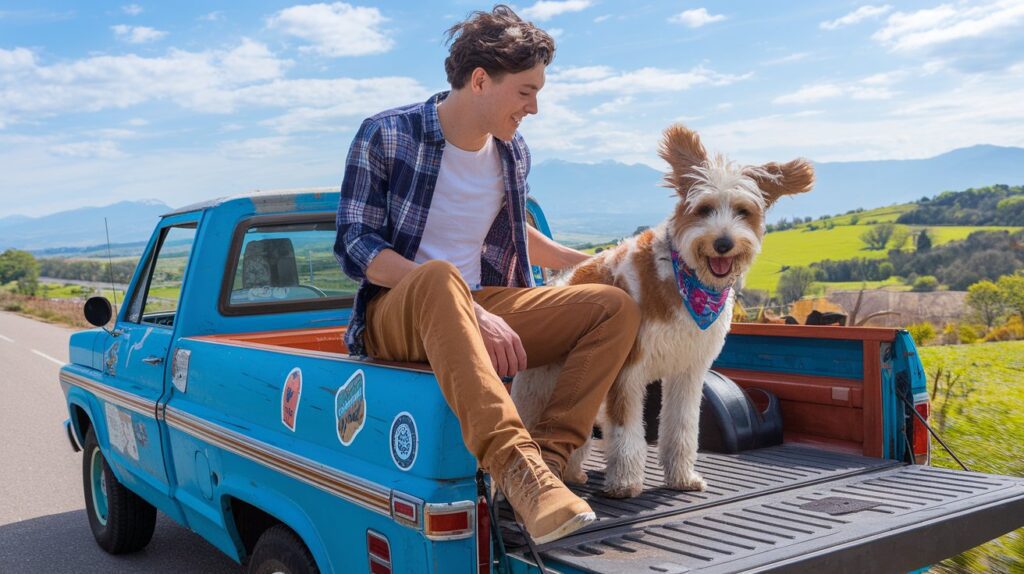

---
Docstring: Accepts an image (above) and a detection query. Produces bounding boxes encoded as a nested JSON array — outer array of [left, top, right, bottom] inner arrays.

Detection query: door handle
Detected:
[[142, 356, 164, 366]]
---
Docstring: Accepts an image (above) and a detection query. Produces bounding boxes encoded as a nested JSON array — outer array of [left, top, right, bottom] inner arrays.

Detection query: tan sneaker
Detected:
[[494, 444, 596, 544]]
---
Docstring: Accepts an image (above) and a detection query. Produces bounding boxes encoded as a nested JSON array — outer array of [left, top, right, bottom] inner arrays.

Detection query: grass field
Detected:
[[918, 341, 1024, 572], [745, 224, 1022, 292]]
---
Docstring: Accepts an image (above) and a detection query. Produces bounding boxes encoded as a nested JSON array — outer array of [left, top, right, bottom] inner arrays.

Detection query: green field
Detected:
[[918, 341, 1024, 571], [746, 224, 1022, 292]]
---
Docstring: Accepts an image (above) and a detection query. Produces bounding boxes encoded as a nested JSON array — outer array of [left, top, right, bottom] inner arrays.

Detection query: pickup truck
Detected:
[[60, 187, 1024, 574]]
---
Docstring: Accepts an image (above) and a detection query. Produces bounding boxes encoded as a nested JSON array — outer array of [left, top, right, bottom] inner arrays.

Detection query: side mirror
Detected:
[[84, 296, 113, 328]]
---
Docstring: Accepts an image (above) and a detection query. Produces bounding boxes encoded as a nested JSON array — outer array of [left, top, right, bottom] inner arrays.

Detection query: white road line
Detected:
[[31, 349, 65, 366], [0, 334, 13, 343]]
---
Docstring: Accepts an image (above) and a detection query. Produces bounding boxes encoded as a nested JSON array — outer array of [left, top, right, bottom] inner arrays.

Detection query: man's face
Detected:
[[480, 63, 545, 141]]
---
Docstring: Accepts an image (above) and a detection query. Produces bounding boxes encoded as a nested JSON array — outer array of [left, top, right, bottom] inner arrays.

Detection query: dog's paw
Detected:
[[563, 468, 589, 486], [602, 482, 644, 499], [665, 472, 707, 492]]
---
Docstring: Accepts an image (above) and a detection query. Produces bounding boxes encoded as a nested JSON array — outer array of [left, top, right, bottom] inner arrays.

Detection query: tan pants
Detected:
[[364, 260, 641, 472]]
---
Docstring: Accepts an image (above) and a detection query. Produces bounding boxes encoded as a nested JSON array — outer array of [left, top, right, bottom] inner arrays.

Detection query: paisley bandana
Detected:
[[669, 244, 732, 330]]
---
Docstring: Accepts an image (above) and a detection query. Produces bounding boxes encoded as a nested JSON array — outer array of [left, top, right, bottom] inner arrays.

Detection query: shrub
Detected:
[[958, 324, 981, 344], [861, 223, 896, 250], [966, 280, 1006, 328], [907, 322, 936, 346], [912, 275, 939, 292], [983, 316, 1024, 342], [878, 262, 894, 280]]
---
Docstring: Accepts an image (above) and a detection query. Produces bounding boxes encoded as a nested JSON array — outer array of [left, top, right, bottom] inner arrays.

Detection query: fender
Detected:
[[217, 481, 333, 573]]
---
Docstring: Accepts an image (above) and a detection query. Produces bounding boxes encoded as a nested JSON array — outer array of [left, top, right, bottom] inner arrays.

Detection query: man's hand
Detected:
[[474, 303, 527, 378]]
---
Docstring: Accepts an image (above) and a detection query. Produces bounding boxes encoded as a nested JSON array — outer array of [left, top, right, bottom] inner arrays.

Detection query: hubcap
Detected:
[[90, 448, 109, 526]]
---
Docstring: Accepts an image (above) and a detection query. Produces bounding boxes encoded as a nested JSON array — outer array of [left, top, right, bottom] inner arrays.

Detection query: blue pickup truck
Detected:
[[60, 188, 1024, 573]]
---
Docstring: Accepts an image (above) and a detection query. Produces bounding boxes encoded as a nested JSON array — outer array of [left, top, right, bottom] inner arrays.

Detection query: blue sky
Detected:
[[1, 1, 1022, 217]]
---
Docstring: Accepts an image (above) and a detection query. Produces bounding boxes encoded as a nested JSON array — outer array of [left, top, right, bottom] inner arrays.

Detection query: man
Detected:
[[335, 5, 640, 544]]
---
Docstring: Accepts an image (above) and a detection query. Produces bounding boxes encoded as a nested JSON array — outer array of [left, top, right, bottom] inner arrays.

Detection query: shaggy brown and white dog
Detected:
[[513, 124, 814, 498]]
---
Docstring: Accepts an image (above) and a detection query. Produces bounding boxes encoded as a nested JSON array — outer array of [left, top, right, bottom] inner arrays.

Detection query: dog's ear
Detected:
[[747, 158, 815, 208], [659, 124, 708, 197]]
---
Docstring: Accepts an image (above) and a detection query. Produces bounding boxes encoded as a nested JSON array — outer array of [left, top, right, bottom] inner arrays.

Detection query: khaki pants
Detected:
[[364, 260, 641, 472]]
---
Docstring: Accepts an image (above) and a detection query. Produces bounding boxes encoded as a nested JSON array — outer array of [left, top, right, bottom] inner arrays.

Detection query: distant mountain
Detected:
[[0, 200, 172, 252], [529, 144, 1024, 239]]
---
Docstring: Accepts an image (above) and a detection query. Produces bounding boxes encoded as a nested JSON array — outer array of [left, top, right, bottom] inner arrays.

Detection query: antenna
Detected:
[[104, 217, 119, 315]]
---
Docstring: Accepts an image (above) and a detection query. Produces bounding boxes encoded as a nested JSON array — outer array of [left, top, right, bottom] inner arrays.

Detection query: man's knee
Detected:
[[411, 260, 471, 300], [592, 285, 641, 330]]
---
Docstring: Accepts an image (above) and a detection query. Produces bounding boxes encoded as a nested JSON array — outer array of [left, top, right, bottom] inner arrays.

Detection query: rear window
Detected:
[[221, 216, 357, 315]]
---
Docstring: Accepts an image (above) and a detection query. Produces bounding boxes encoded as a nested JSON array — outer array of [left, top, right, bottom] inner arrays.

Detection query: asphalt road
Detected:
[[0, 311, 241, 573]]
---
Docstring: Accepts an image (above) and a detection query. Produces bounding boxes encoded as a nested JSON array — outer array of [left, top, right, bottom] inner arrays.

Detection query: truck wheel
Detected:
[[249, 525, 319, 574], [82, 427, 157, 554]]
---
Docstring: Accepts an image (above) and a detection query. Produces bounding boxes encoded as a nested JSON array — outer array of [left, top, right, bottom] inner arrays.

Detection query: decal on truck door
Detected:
[[335, 370, 366, 446], [390, 412, 418, 471], [281, 367, 303, 431]]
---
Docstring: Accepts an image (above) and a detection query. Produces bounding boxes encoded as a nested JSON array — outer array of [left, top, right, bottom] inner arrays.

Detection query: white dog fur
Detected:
[[512, 124, 814, 498]]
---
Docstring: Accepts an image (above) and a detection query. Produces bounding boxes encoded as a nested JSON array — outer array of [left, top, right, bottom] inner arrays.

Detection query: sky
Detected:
[[1, 0, 1023, 218]]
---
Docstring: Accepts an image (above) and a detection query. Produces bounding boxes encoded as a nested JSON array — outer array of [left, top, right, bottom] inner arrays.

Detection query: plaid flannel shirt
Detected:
[[335, 91, 534, 356]]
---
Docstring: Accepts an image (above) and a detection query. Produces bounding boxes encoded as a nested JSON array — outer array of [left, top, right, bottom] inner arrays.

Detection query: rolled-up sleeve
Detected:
[[335, 119, 392, 281]]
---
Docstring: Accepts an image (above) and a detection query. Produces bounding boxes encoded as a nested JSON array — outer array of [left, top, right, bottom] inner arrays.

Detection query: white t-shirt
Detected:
[[414, 135, 505, 288]]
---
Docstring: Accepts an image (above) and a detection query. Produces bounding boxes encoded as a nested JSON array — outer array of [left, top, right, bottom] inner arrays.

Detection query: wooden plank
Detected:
[[730, 323, 899, 342], [862, 341, 884, 457], [717, 367, 864, 408]]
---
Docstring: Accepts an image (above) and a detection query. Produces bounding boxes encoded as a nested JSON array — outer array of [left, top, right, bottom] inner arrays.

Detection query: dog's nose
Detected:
[[713, 237, 734, 254]]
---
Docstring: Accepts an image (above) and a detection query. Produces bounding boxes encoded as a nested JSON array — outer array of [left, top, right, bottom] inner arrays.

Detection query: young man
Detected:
[[335, 6, 640, 544]]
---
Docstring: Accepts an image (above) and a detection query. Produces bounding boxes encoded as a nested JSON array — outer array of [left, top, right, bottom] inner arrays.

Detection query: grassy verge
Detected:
[[0, 291, 92, 328], [918, 341, 1024, 572]]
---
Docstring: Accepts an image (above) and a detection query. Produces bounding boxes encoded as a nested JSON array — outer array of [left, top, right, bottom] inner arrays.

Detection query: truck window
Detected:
[[222, 217, 357, 314], [129, 225, 197, 327]]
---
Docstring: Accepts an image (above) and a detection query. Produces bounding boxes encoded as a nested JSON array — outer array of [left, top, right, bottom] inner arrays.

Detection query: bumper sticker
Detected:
[[104, 403, 139, 461], [281, 367, 302, 431], [390, 411, 418, 471], [335, 370, 366, 446]]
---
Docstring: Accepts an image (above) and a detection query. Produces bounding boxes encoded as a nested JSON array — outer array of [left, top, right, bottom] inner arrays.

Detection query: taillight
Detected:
[[477, 495, 491, 574], [424, 501, 475, 540], [912, 394, 930, 465], [367, 530, 391, 574], [390, 492, 421, 528]]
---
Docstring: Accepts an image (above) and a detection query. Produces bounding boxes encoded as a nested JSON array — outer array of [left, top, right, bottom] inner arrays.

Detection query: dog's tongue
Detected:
[[709, 256, 733, 276]]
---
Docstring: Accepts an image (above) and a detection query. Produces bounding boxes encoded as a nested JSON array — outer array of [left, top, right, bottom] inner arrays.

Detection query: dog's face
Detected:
[[658, 125, 814, 290]]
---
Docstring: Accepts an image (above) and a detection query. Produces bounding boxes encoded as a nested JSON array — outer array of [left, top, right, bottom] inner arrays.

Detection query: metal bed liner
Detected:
[[503, 443, 1024, 573]]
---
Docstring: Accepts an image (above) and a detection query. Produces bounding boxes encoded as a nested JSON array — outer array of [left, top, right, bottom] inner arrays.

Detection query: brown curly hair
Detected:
[[444, 5, 556, 89]]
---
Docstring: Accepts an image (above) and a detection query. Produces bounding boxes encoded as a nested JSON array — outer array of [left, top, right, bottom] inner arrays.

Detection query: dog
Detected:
[[512, 124, 814, 498]]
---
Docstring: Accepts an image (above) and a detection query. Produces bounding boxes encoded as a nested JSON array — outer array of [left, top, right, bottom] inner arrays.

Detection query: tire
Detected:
[[248, 524, 319, 574], [82, 427, 157, 554]]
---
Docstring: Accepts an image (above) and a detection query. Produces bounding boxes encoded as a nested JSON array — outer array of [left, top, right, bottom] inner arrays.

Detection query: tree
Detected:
[[0, 249, 40, 295], [776, 266, 816, 305], [916, 229, 932, 252], [966, 280, 1006, 328], [912, 275, 939, 292], [889, 225, 912, 251], [997, 274, 1024, 321], [860, 223, 896, 250]]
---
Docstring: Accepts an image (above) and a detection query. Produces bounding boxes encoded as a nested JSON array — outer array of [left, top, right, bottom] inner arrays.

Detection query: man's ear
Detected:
[[469, 67, 489, 93], [658, 124, 708, 197], [747, 159, 815, 208]]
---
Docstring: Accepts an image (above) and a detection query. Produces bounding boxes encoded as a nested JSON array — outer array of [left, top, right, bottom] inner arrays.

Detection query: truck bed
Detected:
[[502, 443, 1024, 573]]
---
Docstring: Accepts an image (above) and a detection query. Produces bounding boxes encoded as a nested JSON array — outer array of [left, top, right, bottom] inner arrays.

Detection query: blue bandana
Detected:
[[669, 246, 732, 330]]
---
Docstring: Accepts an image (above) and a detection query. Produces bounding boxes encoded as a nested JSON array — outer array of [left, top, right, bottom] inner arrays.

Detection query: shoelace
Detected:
[[502, 449, 558, 508]]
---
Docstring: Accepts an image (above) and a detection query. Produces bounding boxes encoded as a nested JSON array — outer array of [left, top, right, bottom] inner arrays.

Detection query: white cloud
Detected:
[[874, 1, 1024, 52], [593, 14, 611, 23], [548, 65, 615, 82], [49, 140, 125, 159], [112, 24, 167, 44], [267, 3, 392, 57], [520, 1, 592, 22], [820, 5, 892, 30], [127, 118, 148, 126], [546, 66, 748, 101], [121, 4, 143, 16], [774, 73, 902, 105], [668, 8, 726, 28], [199, 11, 223, 22], [762, 52, 810, 66], [220, 136, 292, 159], [590, 96, 633, 115]]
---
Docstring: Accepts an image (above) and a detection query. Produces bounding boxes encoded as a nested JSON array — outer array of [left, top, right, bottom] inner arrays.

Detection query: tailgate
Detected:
[[503, 444, 1024, 573]]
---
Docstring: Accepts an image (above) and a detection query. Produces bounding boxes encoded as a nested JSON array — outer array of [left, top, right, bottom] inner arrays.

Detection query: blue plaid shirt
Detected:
[[335, 91, 534, 356]]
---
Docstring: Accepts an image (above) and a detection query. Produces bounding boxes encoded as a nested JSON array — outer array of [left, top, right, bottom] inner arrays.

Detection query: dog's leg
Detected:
[[659, 371, 707, 492], [602, 370, 648, 498], [510, 363, 561, 430], [563, 437, 591, 485]]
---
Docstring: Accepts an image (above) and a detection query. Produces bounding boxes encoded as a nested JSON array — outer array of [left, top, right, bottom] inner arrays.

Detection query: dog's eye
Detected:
[[737, 208, 750, 218], [697, 205, 714, 217]]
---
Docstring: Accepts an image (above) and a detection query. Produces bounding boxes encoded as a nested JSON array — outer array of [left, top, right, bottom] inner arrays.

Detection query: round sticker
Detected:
[[389, 412, 418, 471]]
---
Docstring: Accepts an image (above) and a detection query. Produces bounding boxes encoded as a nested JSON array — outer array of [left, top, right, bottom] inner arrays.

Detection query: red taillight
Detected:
[[912, 398, 930, 465], [423, 502, 475, 539], [367, 530, 391, 574], [477, 496, 491, 574]]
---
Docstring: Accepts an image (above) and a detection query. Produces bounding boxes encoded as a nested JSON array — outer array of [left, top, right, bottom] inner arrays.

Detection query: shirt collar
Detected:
[[423, 91, 448, 144]]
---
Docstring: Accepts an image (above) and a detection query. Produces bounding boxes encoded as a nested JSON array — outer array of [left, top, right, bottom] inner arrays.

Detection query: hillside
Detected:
[[0, 200, 171, 251]]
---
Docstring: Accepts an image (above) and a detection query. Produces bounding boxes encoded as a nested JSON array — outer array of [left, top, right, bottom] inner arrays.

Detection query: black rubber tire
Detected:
[[248, 524, 320, 574], [82, 427, 157, 554]]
